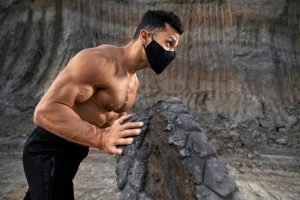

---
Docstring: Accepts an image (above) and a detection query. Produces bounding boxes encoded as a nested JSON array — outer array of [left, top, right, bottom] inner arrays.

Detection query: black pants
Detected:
[[23, 126, 89, 200]]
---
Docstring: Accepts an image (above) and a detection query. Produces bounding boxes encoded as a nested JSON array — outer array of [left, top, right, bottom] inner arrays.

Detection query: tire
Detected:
[[116, 97, 243, 200]]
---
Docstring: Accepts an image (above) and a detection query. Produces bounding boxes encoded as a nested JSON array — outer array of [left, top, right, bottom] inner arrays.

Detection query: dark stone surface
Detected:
[[204, 158, 238, 198], [116, 97, 242, 200], [1, 0, 299, 125]]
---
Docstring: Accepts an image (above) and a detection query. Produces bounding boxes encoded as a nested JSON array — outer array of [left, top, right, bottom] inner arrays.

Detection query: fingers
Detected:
[[121, 129, 141, 137], [104, 115, 144, 156], [117, 114, 133, 124], [111, 138, 134, 155], [111, 147, 123, 155], [120, 121, 144, 130], [116, 137, 134, 145]]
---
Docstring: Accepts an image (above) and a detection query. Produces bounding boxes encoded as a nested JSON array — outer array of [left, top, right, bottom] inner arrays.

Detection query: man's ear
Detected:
[[139, 29, 150, 46]]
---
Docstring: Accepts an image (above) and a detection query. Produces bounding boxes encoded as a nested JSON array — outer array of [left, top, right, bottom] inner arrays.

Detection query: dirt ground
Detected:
[[0, 148, 299, 200], [0, 103, 299, 200]]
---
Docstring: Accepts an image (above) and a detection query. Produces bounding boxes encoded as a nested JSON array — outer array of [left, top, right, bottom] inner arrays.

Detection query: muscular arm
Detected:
[[33, 49, 142, 153]]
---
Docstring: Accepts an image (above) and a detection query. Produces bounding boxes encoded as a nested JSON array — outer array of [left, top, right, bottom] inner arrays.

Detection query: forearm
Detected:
[[33, 101, 105, 149]]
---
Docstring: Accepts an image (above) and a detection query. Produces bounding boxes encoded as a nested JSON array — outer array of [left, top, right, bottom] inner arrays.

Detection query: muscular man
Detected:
[[23, 10, 183, 200]]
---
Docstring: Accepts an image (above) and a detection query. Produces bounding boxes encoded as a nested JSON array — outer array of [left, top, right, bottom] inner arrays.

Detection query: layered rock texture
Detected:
[[116, 97, 242, 200], [0, 1, 299, 199], [0, 0, 299, 124]]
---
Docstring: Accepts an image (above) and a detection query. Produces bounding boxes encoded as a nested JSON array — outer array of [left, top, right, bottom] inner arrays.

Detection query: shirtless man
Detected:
[[22, 10, 183, 200]]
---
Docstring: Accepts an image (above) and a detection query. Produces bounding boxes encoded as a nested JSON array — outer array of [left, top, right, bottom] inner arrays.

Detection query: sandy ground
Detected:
[[0, 147, 299, 200], [0, 104, 299, 199]]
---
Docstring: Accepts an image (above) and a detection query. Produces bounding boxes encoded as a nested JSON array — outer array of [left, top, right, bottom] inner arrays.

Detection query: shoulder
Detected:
[[65, 46, 117, 87], [68, 47, 115, 75]]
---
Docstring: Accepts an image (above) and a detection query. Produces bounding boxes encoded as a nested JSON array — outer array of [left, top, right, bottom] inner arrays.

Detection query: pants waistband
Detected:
[[30, 126, 89, 151]]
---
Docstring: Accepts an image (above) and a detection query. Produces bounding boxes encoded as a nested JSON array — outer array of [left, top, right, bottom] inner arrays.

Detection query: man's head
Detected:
[[133, 10, 184, 40], [133, 10, 184, 74]]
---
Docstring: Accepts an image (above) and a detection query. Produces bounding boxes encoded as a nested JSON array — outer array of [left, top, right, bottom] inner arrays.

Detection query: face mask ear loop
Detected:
[[149, 32, 156, 43], [144, 32, 152, 49]]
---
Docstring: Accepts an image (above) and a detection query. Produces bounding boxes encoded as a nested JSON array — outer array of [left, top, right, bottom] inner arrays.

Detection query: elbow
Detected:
[[33, 107, 47, 127]]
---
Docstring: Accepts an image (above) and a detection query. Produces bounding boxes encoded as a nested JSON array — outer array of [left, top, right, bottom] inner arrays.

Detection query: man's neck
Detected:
[[120, 40, 148, 75]]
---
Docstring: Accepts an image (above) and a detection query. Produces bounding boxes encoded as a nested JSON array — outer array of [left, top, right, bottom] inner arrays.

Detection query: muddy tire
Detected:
[[116, 97, 243, 200]]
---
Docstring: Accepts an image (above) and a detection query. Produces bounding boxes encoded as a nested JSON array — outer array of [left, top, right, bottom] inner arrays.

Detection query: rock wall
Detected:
[[0, 0, 299, 124], [116, 97, 242, 200]]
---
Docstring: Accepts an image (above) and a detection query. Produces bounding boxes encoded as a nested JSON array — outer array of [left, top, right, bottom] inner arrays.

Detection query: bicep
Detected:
[[33, 74, 88, 125], [39, 72, 93, 108]]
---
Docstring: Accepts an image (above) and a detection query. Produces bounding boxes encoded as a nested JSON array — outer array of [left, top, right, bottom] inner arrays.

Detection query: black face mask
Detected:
[[145, 39, 176, 74]]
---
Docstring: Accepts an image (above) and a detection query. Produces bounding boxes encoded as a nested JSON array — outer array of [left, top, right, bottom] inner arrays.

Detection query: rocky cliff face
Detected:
[[0, 0, 299, 125], [0, 1, 299, 199]]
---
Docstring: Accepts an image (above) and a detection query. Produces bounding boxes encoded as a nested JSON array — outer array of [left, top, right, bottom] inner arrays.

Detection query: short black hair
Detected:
[[133, 10, 184, 39]]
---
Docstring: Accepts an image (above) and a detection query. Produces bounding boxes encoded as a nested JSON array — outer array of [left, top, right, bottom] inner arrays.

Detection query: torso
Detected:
[[73, 45, 139, 128], [73, 73, 138, 128], [38, 44, 140, 129]]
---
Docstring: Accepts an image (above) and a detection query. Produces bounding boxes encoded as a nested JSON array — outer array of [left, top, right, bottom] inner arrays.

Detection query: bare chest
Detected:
[[93, 78, 138, 113]]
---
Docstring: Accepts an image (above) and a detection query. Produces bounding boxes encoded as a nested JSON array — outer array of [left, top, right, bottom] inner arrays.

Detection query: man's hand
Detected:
[[100, 114, 143, 155]]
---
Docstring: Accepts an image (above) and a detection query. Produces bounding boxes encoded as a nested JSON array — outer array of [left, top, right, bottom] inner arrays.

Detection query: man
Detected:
[[23, 10, 184, 200]]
